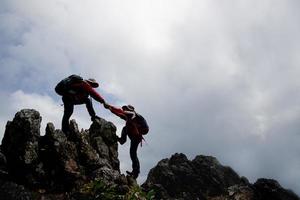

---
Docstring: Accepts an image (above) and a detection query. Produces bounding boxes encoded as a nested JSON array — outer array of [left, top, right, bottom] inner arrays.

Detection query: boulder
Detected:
[[254, 179, 300, 200], [143, 153, 300, 200], [1, 109, 41, 185], [89, 118, 119, 170]]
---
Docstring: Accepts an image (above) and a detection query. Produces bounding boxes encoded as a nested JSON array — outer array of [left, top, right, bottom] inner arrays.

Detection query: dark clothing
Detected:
[[66, 81, 105, 104], [110, 106, 143, 141], [110, 105, 143, 178], [119, 127, 140, 177], [62, 96, 96, 133], [61, 81, 104, 133], [130, 139, 140, 176]]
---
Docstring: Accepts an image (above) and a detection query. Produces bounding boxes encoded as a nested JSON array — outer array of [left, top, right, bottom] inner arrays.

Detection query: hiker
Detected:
[[55, 75, 106, 134], [104, 103, 149, 179]]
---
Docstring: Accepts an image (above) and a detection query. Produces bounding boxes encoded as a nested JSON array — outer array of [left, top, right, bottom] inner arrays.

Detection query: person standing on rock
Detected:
[[55, 75, 107, 134], [104, 103, 149, 179]]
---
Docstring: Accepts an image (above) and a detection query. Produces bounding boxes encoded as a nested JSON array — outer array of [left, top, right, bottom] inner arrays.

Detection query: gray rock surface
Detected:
[[254, 179, 300, 200], [1, 109, 299, 200], [1, 109, 41, 185], [0, 109, 128, 199], [142, 153, 300, 200]]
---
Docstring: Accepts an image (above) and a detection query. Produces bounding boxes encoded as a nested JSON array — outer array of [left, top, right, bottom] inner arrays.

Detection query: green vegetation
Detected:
[[81, 179, 155, 200], [124, 186, 155, 200]]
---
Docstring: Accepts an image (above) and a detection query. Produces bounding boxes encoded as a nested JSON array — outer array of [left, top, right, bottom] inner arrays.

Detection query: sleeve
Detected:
[[81, 82, 105, 103], [109, 106, 127, 120]]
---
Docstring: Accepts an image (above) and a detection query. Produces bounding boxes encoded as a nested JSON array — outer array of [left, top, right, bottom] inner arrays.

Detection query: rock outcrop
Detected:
[[0, 109, 130, 199], [0, 109, 299, 200], [142, 153, 300, 200]]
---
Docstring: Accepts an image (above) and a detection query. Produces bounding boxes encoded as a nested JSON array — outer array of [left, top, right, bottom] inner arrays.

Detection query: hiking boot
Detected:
[[126, 170, 139, 179]]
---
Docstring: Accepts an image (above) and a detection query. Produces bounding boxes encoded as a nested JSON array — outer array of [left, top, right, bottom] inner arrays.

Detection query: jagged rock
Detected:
[[143, 153, 300, 200], [1, 109, 299, 200], [0, 150, 8, 180], [91, 166, 121, 185], [89, 118, 119, 170], [0, 109, 127, 199], [191, 155, 242, 195], [0, 150, 7, 170], [38, 122, 79, 191], [0, 180, 33, 200], [225, 184, 257, 200], [142, 153, 242, 199], [89, 118, 117, 145], [209, 179, 300, 200], [1, 109, 41, 185], [254, 179, 300, 200]]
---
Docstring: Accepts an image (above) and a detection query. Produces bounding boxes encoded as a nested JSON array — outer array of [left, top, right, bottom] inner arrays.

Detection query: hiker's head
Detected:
[[122, 105, 135, 112], [86, 78, 99, 88]]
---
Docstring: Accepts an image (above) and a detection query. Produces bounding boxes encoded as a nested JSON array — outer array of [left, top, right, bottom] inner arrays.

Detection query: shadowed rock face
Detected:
[[0, 109, 129, 199], [1, 109, 41, 185], [0, 109, 299, 200], [142, 153, 300, 200], [253, 179, 300, 200]]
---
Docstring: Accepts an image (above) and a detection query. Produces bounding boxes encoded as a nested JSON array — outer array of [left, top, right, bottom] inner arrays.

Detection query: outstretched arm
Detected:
[[108, 105, 127, 120]]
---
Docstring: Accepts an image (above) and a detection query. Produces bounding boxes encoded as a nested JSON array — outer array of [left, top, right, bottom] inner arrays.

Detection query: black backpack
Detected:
[[55, 74, 83, 96], [133, 113, 149, 135]]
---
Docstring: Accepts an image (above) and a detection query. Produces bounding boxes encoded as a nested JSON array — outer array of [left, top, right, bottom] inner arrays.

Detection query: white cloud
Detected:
[[9, 90, 63, 133], [2, 90, 97, 135], [1, 0, 300, 195]]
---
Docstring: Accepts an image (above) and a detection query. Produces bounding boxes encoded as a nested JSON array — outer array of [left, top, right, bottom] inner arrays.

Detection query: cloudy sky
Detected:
[[1, 0, 300, 195]]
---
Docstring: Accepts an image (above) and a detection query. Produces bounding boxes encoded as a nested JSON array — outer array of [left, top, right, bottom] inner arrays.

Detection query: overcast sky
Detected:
[[1, 0, 300, 195]]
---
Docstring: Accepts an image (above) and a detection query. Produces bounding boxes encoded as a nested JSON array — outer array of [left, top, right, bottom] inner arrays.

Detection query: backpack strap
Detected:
[[140, 136, 146, 147]]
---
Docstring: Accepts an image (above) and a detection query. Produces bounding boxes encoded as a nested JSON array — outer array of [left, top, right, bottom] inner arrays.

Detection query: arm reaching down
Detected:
[[109, 106, 127, 120], [83, 82, 105, 103]]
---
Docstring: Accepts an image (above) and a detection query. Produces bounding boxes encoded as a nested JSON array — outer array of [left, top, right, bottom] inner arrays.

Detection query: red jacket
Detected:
[[109, 106, 141, 140], [109, 106, 133, 120], [66, 81, 105, 104]]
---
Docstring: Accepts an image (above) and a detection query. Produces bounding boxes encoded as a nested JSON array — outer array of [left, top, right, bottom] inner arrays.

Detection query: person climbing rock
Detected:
[[104, 103, 149, 179], [55, 74, 106, 134]]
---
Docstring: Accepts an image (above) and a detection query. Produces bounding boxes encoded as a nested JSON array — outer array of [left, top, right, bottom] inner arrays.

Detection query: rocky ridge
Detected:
[[0, 109, 130, 199], [0, 109, 299, 200], [142, 153, 300, 200]]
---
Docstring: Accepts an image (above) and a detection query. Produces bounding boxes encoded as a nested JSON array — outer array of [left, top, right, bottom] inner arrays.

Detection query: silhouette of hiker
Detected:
[[55, 75, 106, 134], [104, 103, 149, 179]]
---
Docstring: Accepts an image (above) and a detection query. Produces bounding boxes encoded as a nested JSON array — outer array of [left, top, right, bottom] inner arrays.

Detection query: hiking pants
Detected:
[[120, 127, 140, 176], [62, 96, 96, 133], [130, 139, 140, 176]]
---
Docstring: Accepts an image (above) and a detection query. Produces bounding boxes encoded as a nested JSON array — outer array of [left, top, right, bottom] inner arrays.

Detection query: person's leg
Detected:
[[130, 139, 140, 178], [62, 97, 74, 134], [85, 98, 97, 120], [119, 127, 127, 145]]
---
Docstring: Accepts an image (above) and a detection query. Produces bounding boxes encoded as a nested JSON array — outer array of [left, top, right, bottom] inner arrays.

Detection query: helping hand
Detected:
[[103, 102, 111, 109]]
